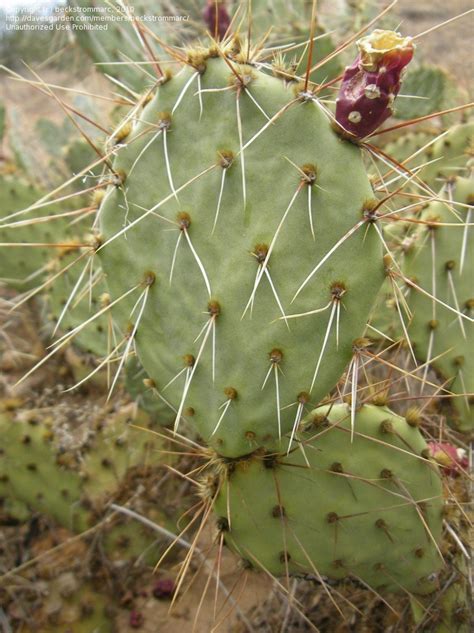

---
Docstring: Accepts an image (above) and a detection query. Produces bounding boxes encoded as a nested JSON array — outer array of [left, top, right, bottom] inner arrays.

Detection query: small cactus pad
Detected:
[[0, 175, 75, 290], [385, 122, 473, 190], [98, 52, 385, 457], [0, 404, 169, 537], [212, 403, 444, 594], [45, 246, 110, 359], [394, 65, 459, 121]]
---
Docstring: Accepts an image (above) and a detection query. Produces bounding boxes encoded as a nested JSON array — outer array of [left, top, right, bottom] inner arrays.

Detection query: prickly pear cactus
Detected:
[[419, 122, 473, 188], [64, 139, 97, 177], [211, 403, 444, 594], [249, 0, 302, 36], [281, 22, 342, 85], [44, 243, 110, 359], [35, 117, 74, 160], [403, 174, 474, 434], [97, 49, 385, 458], [247, 2, 341, 84], [385, 121, 473, 190], [125, 356, 175, 424], [0, 175, 75, 290], [69, 0, 193, 91], [35, 580, 114, 633], [383, 129, 437, 165], [411, 546, 471, 632], [394, 65, 459, 121], [410, 464, 471, 632], [0, 403, 179, 562]]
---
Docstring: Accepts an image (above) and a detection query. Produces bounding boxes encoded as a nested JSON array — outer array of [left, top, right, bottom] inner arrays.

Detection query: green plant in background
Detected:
[[394, 65, 462, 121], [402, 173, 473, 435], [0, 175, 79, 290], [68, 0, 198, 92], [384, 121, 473, 190], [0, 402, 182, 563]]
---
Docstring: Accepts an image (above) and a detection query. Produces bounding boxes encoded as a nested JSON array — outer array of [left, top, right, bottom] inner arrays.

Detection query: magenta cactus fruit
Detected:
[[335, 29, 415, 138], [152, 578, 175, 600], [203, 1, 231, 40], [428, 442, 468, 478], [129, 610, 144, 628]]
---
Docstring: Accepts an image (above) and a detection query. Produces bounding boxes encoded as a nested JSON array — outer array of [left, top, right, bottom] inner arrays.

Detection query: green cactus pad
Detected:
[[0, 404, 180, 563], [212, 403, 444, 594], [98, 53, 384, 458], [420, 123, 473, 189], [411, 558, 471, 633], [45, 246, 110, 359], [35, 117, 74, 159], [394, 66, 458, 121], [403, 175, 474, 434], [384, 122, 473, 191], [125, 356, 176, 424], [384, 129, 437, 167], [64, 139, 97, 177], [0, 175, 76, 290], [35, 580, 113, 633]]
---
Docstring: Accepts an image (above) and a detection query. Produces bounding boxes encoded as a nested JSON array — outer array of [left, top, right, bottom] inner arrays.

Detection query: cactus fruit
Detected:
[[97, 49, 385, 458], [335, 30, 415, 139], [428, 442, 468, 478], [402, 174, 474, 434], [210, 403, 444, 594], [203, 1, 231, 40]]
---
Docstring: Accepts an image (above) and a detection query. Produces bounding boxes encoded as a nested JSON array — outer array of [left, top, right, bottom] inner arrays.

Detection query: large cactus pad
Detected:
[[98, 50, 384, 457], [211, 403, 444, 594]]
